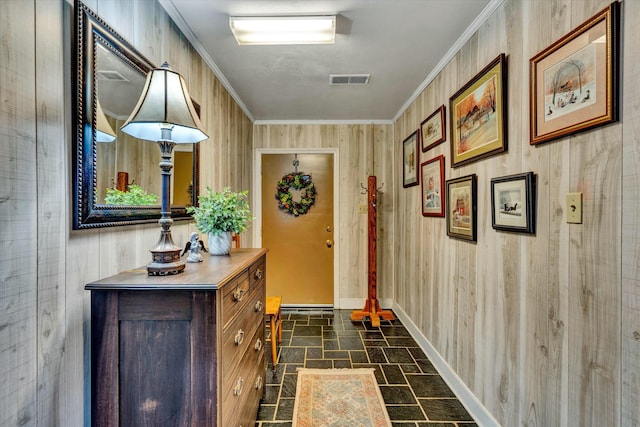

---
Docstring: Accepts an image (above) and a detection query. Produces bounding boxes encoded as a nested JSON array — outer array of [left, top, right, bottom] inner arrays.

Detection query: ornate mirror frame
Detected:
[[73, 1, 199, 229]]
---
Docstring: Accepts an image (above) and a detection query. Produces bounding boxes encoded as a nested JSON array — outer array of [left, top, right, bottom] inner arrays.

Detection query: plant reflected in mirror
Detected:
[[104, 184, 159, 206]]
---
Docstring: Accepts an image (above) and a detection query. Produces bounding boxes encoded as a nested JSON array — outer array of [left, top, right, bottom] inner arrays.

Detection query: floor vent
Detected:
[[329, 74, 370, 85]]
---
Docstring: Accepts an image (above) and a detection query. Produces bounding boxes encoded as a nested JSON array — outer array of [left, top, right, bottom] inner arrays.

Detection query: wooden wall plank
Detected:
[[621, 0, 640, 425], [565, 3, 622, 426], [519, 1, 572, 425], [35, 0, 67, 425], [0, 1, 38, 426]]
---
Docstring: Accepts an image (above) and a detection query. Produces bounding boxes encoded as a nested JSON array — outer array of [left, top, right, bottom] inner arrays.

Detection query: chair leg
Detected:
[[270, 315, 277, 369], [277, 310, 282, 344]]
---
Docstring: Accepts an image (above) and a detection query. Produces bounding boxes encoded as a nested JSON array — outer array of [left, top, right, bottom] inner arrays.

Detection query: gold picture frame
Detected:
[[420, 105, 446, 152], [446, 174, 477, 241], [450, 53, 508, 168], [529, 2, 620, 145]]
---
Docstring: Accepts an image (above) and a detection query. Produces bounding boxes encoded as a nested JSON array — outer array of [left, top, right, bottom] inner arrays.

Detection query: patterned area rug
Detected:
[[292, 368, 392, 427]]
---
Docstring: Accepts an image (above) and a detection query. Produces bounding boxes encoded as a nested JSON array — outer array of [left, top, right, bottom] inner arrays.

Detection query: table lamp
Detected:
[[121, 62, 208, 275]]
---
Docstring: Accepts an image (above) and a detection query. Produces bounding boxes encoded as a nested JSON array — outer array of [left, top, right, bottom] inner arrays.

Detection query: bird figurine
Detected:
[[182, 232, 207, 263]]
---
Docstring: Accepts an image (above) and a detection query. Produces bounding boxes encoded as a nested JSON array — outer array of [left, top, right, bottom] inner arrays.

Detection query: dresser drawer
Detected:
[[221, 334, 265, 426], [221, 270, 250, 328], [238, 353, 266, 427], [221, 287, 265, 380]]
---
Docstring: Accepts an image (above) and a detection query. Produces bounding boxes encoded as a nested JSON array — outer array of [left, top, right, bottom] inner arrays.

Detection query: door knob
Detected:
[[326, 240, 333, 248]]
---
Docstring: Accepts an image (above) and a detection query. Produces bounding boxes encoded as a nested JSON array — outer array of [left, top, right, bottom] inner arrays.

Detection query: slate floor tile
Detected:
[[384, 347, 415, 363], [385, 405, 426, 421], [406, 375, 456, 398], [379, 385, 417, 404], [418, 398, 473, 421]]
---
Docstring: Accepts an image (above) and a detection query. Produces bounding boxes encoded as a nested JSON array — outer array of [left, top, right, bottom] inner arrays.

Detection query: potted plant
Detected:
[[187, 186, 254, 255]]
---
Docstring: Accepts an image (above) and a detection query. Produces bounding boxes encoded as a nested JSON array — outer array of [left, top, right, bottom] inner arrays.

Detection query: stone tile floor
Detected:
[[256, 309, 477, 427]]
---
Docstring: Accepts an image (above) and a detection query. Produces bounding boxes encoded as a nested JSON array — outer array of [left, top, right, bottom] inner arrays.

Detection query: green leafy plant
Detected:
[[187, 187, 254, 236], [104, 184, 158, 206]]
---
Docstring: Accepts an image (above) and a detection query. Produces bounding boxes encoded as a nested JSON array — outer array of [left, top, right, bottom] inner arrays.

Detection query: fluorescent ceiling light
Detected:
[[229, 16, 336, 45]]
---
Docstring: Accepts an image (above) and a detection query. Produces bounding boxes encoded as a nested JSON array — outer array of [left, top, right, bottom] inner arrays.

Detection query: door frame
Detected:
[[253, 148, 340, 308]]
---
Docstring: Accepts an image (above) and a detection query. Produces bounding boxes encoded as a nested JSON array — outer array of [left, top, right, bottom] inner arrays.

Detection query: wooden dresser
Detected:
[[85, 248, 267, 427]]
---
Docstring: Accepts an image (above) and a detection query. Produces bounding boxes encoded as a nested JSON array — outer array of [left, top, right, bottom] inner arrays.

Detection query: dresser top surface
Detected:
[[85, 248, 267, 291]]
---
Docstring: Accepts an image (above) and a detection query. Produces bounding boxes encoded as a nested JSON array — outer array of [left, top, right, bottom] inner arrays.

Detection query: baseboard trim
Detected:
[[391, 302, 501, 427]]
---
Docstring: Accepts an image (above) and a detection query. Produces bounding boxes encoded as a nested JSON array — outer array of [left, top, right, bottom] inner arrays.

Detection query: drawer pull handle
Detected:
[[254, 269, 263, 280], [254, 375, 263, 390], [233, 287, 244, 302], [233, 377, 244, 396], [234, 329, 245, 345], [254, 338, 262, 352], [254, 300, 263, 312]]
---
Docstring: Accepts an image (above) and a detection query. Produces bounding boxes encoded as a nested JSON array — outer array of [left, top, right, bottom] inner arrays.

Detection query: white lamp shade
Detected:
[[120, 62, 208, 143], [95, 100, 116, 143]]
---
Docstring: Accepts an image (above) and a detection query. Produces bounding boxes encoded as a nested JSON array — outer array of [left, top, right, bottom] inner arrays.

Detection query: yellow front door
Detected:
[[261, 153, 334, 305]]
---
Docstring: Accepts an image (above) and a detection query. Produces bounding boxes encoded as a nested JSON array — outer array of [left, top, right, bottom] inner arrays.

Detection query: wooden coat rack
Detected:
[[351, 176, 395, 327]]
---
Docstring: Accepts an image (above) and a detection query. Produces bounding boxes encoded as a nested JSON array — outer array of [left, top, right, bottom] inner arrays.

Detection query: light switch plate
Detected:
[[358, 204, 368, 214], [566, 192, 582, 224]]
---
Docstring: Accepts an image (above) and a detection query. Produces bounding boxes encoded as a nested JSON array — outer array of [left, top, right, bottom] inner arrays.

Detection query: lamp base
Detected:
[[147, 231, 185, 276], [147, 248, 185, 275]]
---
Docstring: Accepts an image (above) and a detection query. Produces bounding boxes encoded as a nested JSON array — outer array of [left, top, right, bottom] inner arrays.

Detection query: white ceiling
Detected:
[[158, 0, 498, 123]]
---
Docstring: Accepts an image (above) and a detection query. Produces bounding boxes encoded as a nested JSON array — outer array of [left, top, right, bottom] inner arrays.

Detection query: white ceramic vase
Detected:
[[208, 231, 232, 255]]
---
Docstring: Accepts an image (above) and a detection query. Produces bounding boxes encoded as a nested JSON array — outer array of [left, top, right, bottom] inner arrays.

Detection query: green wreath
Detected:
[[275, 172, 317, 216]]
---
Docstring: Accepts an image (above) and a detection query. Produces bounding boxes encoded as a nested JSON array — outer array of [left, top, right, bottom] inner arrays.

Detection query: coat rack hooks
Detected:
[[360, 181, 384, 195]]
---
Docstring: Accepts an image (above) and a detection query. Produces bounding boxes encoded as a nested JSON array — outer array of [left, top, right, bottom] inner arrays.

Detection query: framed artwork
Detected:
[[490, 172, 536, 234], [450, 53, 508, 168], [421, 105, 446, 152], [402, 130, 419, 188], [446, 174, 477, 241], [529, 2, 620, 145], [420, 155, 445, 217]]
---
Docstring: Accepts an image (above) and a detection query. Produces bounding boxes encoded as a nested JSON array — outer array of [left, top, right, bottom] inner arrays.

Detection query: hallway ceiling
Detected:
[[158, 0, 494, 122]]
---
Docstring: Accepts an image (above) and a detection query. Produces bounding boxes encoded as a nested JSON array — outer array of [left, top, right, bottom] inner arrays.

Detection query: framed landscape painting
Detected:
[[420, 155, 445, 217], [446, 174, 477, 241], [450, 53, 508, 168], [402, 130, 419, 188], [421, 105, 446, 152], [529, 2, 620, 145], [490, 172, 536, 234]]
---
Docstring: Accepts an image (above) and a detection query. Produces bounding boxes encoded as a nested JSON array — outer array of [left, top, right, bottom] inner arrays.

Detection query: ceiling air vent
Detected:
[[97, 70, 128, 81], [329, 74, 370, 85]]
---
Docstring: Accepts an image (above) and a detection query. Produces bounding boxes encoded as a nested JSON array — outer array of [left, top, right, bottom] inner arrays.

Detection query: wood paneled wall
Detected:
[[253, 124, 395, 305], [393, 0, 637, 426], [0, 0, 252, 425]]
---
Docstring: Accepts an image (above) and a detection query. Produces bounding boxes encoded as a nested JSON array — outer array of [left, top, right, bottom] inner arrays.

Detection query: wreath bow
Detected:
[[275, 172, 317, 216]]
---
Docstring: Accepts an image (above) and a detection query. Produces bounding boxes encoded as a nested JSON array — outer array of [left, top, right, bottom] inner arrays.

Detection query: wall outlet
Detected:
[[566, 192, 582, 224], [358, 204, 368, 214]]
